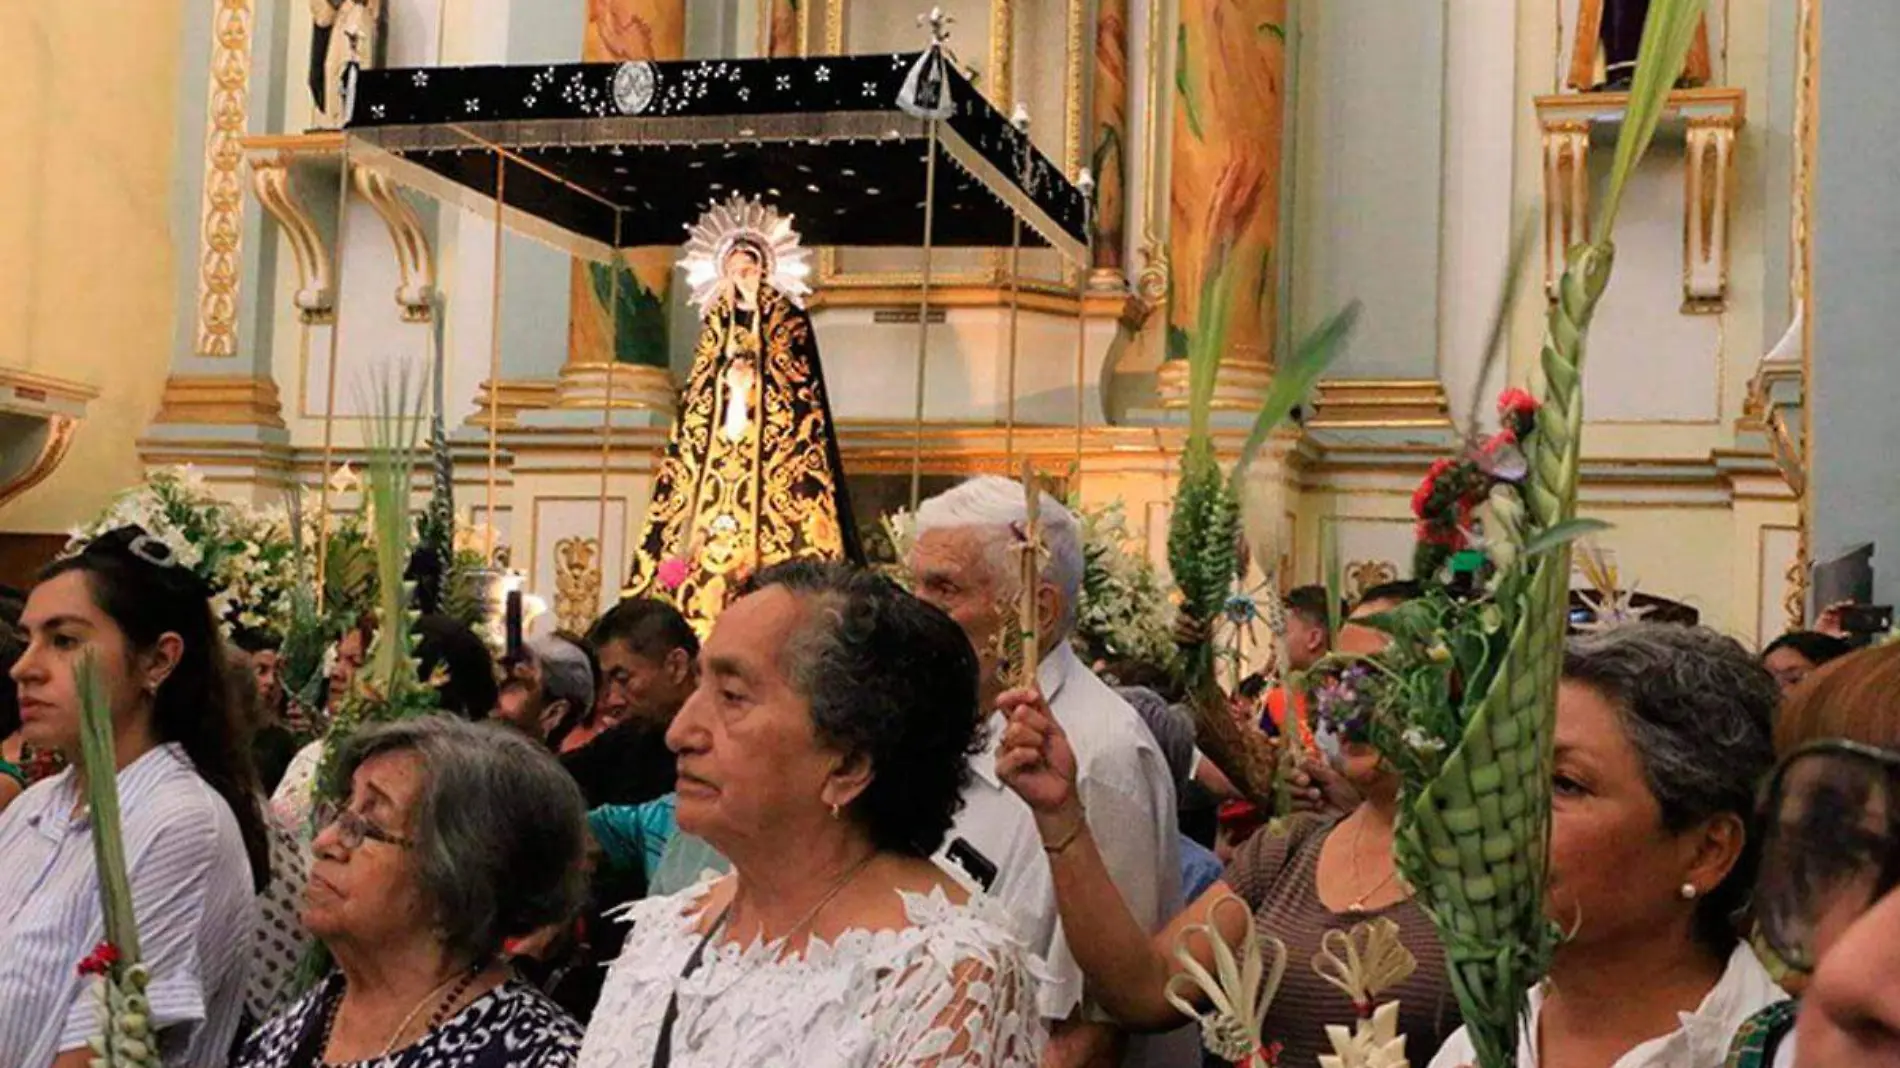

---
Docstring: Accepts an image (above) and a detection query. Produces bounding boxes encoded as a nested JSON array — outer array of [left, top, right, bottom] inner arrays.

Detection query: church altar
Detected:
[[0, 0, 1812, 650]]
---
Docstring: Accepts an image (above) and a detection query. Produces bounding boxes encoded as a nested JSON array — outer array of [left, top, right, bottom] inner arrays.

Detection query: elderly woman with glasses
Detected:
[[1726, 642, 1900, 1068], [237, 716, 589, 1068]]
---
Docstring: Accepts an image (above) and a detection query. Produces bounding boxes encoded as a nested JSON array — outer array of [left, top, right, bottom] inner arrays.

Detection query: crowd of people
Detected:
[[0, 477, 1896, 1067]]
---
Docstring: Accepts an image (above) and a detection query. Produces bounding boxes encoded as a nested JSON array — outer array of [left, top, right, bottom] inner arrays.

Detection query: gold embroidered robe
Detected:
[[625, 282, 860, 633]]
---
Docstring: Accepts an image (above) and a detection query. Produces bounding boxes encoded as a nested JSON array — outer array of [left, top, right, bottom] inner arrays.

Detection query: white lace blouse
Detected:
[[577, 880, 1046, 1067]]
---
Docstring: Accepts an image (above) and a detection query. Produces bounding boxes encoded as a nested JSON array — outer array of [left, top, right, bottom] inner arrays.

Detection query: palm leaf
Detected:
[[77, 651, 140, 961], [1232, 302, 1361, 486], [1598, 0, 1708, 239], [1388, 5, 1708, 1065]]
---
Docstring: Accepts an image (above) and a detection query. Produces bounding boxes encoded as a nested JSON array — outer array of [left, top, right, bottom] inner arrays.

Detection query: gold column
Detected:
[[566, 0, 685, 373], [1156, 0, 1288, 408], [1088, 0, 1129, 285]]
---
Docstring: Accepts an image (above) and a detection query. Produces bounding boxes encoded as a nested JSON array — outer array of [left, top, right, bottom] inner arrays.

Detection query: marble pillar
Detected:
[[566, 0, 685, 372], [1160, 0, 1287, 407], [1089, 0, 1129, 282]]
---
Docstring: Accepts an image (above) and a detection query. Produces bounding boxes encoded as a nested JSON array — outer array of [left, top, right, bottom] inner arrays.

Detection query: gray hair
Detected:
[[913, 475, 1085, 640], [335, 716, 588, 965], [526, 633, 594, 713], [1562, 623, 1778, 949]]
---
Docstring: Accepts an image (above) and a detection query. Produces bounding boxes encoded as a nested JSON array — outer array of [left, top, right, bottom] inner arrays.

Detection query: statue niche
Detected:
[[1567, 0, 1711, 92], [309, 0, 386, 129]]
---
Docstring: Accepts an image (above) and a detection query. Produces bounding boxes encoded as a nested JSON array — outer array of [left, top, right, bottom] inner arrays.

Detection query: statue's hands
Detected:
[[995, 687, 1084, 837]]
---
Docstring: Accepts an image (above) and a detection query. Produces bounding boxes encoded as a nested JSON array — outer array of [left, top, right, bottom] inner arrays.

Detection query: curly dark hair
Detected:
[[740, 560, 983, 858], [336, 716, 588, 966], [1563, 623, 1779, 952]]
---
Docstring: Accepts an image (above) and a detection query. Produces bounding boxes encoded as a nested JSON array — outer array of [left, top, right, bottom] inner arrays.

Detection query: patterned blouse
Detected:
[[237, 976, 583, 1068]]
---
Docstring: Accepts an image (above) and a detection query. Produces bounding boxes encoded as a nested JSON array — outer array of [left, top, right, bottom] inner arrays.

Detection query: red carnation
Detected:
[[77, 942, 120, 977], [1497, 387, 1539, 421], [1412, 457, 1457, 518]]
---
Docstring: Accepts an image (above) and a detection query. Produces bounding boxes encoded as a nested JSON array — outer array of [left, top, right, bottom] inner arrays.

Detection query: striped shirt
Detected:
[[0, 743, 257, 1068]]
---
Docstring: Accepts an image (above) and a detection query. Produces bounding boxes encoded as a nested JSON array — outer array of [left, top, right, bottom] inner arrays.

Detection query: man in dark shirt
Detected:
[[557, 597, 698, 809], [530, 599, 698, 1022]]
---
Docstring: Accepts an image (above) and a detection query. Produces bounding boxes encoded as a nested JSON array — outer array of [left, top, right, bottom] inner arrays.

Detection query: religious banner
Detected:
[[567, 0, 686, 370], [1167, 0, 1287, 371]]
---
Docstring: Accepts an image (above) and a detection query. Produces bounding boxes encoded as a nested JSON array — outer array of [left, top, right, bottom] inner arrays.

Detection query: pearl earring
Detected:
[[1680, 882, 1698, 901]]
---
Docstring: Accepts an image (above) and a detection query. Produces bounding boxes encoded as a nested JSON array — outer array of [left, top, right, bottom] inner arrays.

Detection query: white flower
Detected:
[[1402, 726, 1446, 756]]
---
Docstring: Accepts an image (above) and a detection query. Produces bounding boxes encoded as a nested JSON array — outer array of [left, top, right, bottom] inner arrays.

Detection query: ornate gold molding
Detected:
[[553, 536, 603, 635], [555, 362, 677, 413], [1683, 117, 1739, 313], [1, 369, 101, 408], [466, 379, 561, 429], [354, 167, 438, 322], [807, 284, 1135, 319], [1307, 379, 1453, 429], [194, 0, 255, 357], [245, 137, 339, 324], [152, 375, 287, 429], [0, 415, 80, 511], [1344, 560, 1400, 603], [1534, 89, 1746, 309], [1153, 358, 1276, 411]]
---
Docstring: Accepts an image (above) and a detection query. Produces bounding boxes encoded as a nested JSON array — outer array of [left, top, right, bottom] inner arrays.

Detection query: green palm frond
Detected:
[[1383, 5, 1709, 1066]]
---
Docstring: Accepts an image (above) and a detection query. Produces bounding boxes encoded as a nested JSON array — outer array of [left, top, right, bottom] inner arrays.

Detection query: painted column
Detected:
[[1159, 0, 1287, 406], [1089, 0, 1129, 284], [763, 0, 800, 57], [565, 0, 686, 372]]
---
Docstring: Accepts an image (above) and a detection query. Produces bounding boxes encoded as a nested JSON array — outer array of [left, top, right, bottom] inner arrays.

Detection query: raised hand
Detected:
[[995, 687, 1082, 828]]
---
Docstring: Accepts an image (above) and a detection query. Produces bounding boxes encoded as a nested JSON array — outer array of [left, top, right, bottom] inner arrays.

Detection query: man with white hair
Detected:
[[912, 475, 1192, 1068]]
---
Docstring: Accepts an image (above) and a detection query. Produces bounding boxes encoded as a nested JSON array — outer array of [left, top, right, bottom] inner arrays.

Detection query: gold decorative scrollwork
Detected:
[[1344, 560, 1400, 604], [554, 537, 603, 635], [195, 0, 255, 357], [1784, 527, 1809, 634], [0, 415, 79, 511]]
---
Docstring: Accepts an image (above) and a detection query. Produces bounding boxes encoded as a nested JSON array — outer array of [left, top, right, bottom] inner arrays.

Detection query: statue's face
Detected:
[[724, 249, 763, 297]]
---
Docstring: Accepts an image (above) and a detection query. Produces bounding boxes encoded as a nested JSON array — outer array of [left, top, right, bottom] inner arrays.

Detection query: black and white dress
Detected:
[[237, 976, 582, 1068]]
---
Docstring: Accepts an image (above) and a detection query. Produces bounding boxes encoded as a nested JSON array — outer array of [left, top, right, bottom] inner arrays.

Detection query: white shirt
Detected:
[[0, 744, 257, 1068], [578, 880, 1045, 1067], [935, 715, 1079, 1018], [1036, 643, 1196, 1068], [1427, 943, 1789, 1068]]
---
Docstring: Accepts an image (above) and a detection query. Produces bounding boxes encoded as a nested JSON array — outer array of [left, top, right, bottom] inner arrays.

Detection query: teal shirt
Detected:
[[587, 794, 679, 875]]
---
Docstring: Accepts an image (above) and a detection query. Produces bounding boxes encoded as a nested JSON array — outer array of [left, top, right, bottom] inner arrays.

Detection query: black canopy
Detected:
[[345, 52, 1088, 262]]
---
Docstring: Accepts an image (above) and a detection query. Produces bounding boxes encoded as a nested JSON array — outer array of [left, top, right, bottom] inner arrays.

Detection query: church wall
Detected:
[[0, 0, 191, 533]]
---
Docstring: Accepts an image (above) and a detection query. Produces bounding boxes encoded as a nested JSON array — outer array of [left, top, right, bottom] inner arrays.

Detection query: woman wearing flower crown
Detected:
[[624, 195, 861, 636], [0, 526, 269, 1068]]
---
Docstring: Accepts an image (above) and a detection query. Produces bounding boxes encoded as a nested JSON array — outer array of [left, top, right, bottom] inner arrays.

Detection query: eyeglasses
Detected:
[[1755, 739, 1900, 971], [314, 802, 415, 851]]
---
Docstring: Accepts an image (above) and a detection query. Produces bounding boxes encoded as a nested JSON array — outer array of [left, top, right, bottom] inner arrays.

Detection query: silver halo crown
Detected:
[[679, 194, 813, 319]]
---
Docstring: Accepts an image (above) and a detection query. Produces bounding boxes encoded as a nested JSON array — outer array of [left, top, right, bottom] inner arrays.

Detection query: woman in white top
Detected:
[[0, 527, 268, 1068], [578, 562, 1044, 1067], [1431, 625, 1787, 1068]]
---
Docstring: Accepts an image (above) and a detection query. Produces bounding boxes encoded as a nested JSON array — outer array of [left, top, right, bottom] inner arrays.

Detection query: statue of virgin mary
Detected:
[[624, 196, 861, 632]]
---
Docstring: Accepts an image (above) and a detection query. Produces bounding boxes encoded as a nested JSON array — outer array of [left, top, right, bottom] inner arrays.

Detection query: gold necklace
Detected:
[[730, 852, 877, 949], [1346, 814, 1401, 913]]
